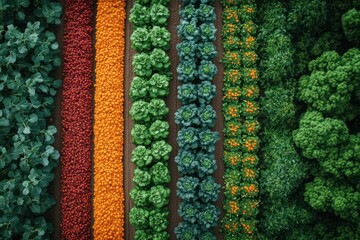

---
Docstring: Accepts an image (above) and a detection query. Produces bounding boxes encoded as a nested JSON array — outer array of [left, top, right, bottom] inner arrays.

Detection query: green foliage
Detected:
[[148, 98, 169, 119], [305, 176, 360, 221], [148, 73, 170, 98], [130, 100, 151, 122], [0, 1, 61, 238], [177, 83, 197, 104], [342, 8, 360, 46], [151, 140, 171, 161], [197, 81, 216, 105], [149, 48, 170, 72], [198, 204, 219, 229], [149, 209, 169, 232], [129, 4, 150, 26], [149, 120, 169, 140], [149, 4, 169, 26], [150, 162, 170, 184], [261, 131, 309, 198], [177, 176, 199, 201], [148, 185, 170, 208], [261, 86, 296, 129], [132, 53, 152, 77], [293, 111, 349, 160], [130, 207, 150, 229], [130, 76, 148, 101], [177, 59, 197, 82], [175, 222, 200, 240], [133, 168, 152, 187], [299, 49, 360, 117], [131, 124, 151, 145], [198, 60, 217, 81], [198, 176, 220, 202], [149, 26, 170, 50], [130, 186, 149, 207], [288, 0, 328, 35], [131, 146, 153, 167], [175, 104, 199, 127], [131, 27, 151, 51]]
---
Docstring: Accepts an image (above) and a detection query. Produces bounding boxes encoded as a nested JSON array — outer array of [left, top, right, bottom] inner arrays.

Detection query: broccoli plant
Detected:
[[299, 49, 360, 118]]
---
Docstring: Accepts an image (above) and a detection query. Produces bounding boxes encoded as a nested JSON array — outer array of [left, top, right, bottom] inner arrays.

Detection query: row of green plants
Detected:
[[129, 0, 172, 239], [174, 1, 220, 239], [0, 0, 62, 239], [257, 1, 311, 239], [220, 1, 260, 239]]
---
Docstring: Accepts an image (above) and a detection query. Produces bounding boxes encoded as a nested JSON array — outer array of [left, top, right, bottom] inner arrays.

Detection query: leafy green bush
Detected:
[[197, 81, 216, 105], [177, 41, 197, 60], [130, 207, 150, 229], [175, 104, 199, 127], [131, 146, 153, 167], [129, 4, 150, 26], [131, 27, 151, 51], [177, 59, 198, 82], [132, 53, 152, 77], [130, 100, 151, 122], [149, 120, 169, 140], [151, 140, 172, 161], [177, 83, 197, 104], [148, 73, 170, 98], [0, 1, 62, 238], [149, 185, 170, 208], [131, 124, 151, 145], [175, 150, 198, 174], [177, 176, 199, 201], [342, 8, 360, 45], [149, 26, 170, 50], [133, 168, 152, 187], [130, 76, 148, 101], [150, 162, 170, 184], [150, 48, 170, 71], [177, 127, 199, 150], [150, 4, 169, 26]]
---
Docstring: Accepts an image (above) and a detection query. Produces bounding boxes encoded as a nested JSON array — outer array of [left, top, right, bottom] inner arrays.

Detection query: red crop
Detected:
[[61, 0, 94, 239]]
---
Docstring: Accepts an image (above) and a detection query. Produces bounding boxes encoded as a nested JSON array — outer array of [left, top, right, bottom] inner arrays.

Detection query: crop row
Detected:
[[92, 0, 126, 239], [174, 1, 220, 239], [60, 0, 94, 239], [0, 1, 62, 239], [220, 1, 260, 239], [129, 0, 172, 239]]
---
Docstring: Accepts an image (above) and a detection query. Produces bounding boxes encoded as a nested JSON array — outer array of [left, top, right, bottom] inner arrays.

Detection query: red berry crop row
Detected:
[[61, 1, 94, 239]]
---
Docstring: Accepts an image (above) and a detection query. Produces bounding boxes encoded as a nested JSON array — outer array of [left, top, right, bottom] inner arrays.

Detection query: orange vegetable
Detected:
[[93, 0, 126, 239]]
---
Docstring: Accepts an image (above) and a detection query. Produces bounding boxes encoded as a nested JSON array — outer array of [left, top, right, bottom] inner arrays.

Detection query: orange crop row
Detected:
[[93, 0, 126, 239]]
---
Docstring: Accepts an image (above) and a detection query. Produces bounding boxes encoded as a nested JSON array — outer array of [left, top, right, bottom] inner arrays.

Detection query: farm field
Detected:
[[0, 0, 359, 240]]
